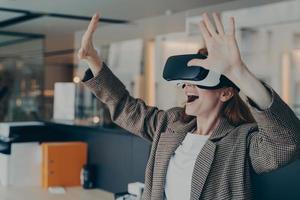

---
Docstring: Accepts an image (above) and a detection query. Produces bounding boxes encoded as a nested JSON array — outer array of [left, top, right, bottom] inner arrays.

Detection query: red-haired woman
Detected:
[[78, 12, 300, 200]]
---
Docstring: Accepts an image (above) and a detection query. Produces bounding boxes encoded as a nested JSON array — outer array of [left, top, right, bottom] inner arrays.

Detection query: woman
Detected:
[[78, 12, 300, 200]]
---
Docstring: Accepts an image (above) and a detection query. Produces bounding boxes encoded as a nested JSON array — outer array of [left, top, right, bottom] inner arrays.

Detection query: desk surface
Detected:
[[0, 186, 115, 200]]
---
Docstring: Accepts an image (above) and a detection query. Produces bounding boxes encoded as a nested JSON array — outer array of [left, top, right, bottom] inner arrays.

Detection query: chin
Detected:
[[185, 107, 198, 117]]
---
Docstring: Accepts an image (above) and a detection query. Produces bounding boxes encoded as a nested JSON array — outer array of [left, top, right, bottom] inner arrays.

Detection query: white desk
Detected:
[[0, 186, 115, 200]]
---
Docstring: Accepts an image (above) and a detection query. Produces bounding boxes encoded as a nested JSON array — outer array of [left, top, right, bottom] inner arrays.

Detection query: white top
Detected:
[[164, 132, 209, 200]]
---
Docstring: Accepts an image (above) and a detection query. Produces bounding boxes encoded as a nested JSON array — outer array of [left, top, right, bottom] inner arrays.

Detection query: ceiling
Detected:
[[0, 0, 287, 65], [0, 0, 235, 35]]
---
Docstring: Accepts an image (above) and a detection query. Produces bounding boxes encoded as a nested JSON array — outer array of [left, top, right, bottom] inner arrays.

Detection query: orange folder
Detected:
[[41, 142, 87, 188]]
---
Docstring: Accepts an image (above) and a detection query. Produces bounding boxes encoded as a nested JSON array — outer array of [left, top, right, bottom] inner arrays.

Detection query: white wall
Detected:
[[223, 0, 300, 110]]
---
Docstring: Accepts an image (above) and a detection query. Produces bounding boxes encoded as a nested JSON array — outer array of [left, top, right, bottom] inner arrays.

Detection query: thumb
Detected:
[[187, 59, 210, 68], [77, 48, 86, 59]]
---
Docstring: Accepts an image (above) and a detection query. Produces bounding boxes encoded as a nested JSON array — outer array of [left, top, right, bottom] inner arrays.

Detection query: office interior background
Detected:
[[0, 0, 299, 199]]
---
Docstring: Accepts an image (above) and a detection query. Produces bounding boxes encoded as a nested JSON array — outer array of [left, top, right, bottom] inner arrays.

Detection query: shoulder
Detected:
[[152, 107, 185, 133], [226, 122, 258, 142], [231, 122, 259, 146], [165, 107, 185, 121], [236, 122, 258, 134]]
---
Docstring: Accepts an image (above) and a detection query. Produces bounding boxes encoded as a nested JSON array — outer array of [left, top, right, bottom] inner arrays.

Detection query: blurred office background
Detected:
[[0, 0, 300, 199], [0, 0, 299, 123]]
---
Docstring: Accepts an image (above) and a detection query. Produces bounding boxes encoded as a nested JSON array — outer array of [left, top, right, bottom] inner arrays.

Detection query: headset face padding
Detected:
[[162, 53, 240, 91]]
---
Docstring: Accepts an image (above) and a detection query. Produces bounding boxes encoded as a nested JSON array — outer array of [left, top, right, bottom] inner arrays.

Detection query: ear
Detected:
[[219, 87, 235, 102]]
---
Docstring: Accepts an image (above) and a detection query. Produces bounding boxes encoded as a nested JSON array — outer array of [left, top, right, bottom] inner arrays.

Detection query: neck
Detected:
[[195, 110, 221, 136]]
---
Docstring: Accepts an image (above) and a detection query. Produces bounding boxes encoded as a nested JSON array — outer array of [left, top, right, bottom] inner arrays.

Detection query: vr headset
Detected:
[[162, 53, 240, 91]]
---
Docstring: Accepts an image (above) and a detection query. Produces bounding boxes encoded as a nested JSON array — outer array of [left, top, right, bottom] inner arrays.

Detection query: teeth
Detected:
[[187, 93, 198, 96]]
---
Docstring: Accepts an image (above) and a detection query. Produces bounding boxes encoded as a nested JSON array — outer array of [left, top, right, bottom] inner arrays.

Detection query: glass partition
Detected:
[[0, 32, 45, 121]]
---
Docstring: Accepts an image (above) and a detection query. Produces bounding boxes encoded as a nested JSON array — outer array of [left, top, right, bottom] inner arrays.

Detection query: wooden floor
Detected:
[[0, 186, 115, 200]]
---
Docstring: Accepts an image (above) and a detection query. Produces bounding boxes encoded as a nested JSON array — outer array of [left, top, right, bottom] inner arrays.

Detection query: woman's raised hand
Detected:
[[188, 13, 247, 81], [78, 13, 103, 76]]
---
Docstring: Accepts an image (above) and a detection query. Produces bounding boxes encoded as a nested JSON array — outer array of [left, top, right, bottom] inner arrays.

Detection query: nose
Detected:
[[182, 84, 197, 94], [183, 83, 195, 89]]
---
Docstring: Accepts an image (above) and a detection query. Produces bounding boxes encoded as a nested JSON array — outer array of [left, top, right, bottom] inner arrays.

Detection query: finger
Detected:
[[202, 13, 218, 37], [81, 13, 100, 50], [84, 13, 100, 40], [212, 12, 225, 35], [228, 17, 235, 36], [199, 21, 211, 41], [78, 48, 86, 59], [187, 59, 210, 69]]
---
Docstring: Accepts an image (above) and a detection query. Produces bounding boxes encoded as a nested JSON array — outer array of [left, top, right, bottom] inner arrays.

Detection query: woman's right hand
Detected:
[[78, 13, 103, 76]]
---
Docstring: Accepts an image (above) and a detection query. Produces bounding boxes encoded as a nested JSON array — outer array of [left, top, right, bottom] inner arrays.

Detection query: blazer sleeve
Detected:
[[247, 84, 300, 174], [81, 63, 182, 142]]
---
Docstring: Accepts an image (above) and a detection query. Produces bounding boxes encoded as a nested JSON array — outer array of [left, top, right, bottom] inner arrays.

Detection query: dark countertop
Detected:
[[0, 120, 150, 193], [0, 120, 146, 154]]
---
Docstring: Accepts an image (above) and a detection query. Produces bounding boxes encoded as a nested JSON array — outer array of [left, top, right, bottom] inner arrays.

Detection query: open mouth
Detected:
[[187, 95, 199, 103]]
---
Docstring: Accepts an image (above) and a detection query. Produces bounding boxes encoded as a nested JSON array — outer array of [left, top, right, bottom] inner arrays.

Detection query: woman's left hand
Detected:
[[188, 12, 273, 109], [188, 12, 247, 81]]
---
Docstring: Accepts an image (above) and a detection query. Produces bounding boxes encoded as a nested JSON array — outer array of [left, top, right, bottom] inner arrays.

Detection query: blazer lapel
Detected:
[[191, 117, 235, 200], [209, 117, 235, 141], [151, 118, 197, 199], [190, 140, 216, 200]]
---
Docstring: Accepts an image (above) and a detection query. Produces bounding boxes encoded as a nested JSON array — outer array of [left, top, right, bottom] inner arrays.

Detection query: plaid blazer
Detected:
[[83, 64, 300, 200]]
